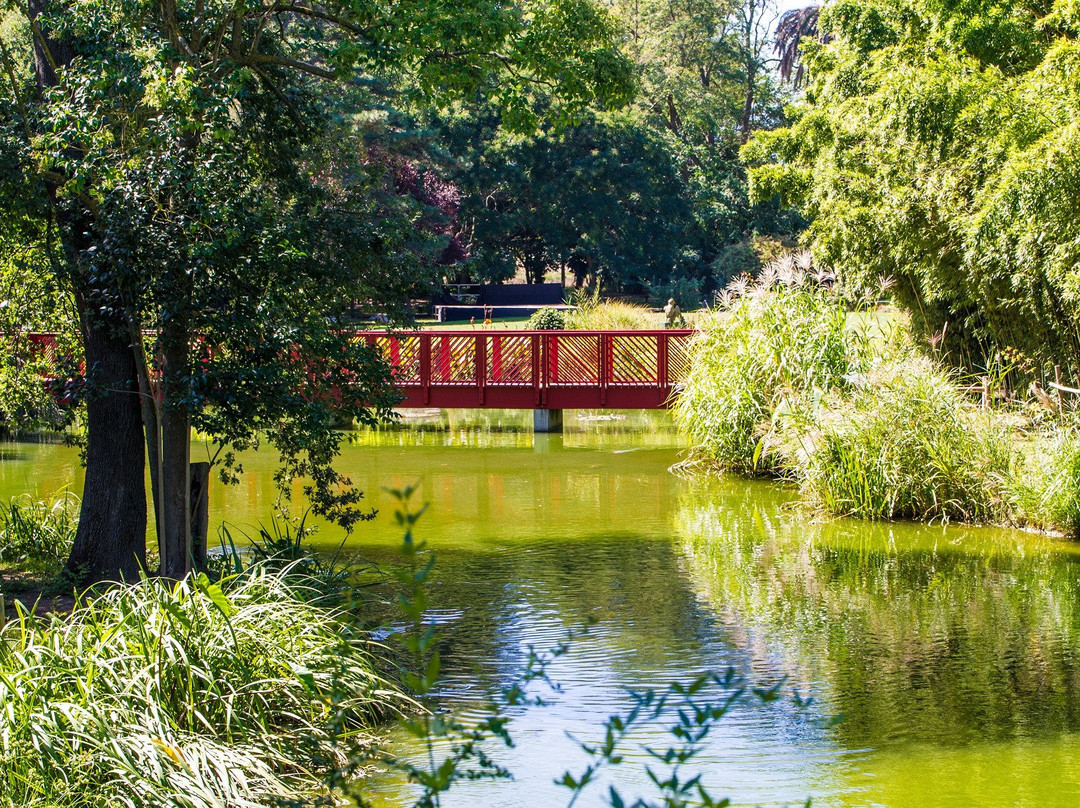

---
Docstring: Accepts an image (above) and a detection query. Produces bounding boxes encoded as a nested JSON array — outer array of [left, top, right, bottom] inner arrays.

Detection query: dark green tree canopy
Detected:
[[0, 0, 635, 579]]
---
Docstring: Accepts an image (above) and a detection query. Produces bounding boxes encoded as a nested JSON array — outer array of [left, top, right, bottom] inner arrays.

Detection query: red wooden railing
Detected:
[[359, 330, 695, 410], [16, 329, 696, 410]]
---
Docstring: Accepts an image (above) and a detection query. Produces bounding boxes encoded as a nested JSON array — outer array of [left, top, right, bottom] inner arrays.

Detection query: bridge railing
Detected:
[[359, 330, 695, 409], [12, 329, 697, 410]]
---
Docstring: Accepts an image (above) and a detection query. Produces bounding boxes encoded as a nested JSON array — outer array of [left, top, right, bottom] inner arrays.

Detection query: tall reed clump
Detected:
[[1009, 421, 1080, 537], [0, 565, 405, 808], [674, 255, 860, 475], [786, 356, 1014, 522], [0, 493, 78, 572], [564, 289, 656, 330]]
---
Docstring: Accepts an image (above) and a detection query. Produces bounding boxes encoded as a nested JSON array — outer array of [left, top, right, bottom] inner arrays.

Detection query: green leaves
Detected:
[[745, 0, 1080, 374]]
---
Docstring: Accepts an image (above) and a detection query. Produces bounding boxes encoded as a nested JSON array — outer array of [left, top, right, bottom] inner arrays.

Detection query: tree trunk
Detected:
[[158, 320, 192, 579], [30, 1, 149, 584], [190, 461, 210, 570], [65, 313, 147, 583]]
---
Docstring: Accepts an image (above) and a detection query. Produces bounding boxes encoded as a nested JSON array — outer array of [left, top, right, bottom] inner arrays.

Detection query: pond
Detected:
[[4, 410, 1080, 807]]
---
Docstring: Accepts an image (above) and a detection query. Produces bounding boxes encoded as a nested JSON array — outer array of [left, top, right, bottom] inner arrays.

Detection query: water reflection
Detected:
[[6, 412, 1080, 806]]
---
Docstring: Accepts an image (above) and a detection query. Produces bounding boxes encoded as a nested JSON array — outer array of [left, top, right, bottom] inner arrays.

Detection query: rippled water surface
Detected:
[[6, 410, 1080, 807]]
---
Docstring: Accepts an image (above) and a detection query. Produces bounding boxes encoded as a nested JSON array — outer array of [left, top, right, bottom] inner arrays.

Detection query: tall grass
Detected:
[[675, 254, 1029, 525], [1010, 421, 1080, 537], [0, 493, 78, 572], [0, 564, 405, 808], [674, 256, 860, 475], [564, 289, 656, 330], [787, 357, 1014, 522]]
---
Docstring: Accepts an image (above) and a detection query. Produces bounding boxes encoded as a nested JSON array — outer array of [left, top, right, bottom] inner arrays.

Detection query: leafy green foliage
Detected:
[[743, 0, 1080, 374], [0, 0, 639, 563], [433, 0, 802, 293], [528, 306, 568, 330], [0, 563, 405, 808]]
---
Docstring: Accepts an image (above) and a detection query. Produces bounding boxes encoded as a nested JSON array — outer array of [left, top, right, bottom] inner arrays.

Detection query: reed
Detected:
[[1009, 421, 1080, 537], [674, 255, 858, 475], [788, 356, 1014, 522]]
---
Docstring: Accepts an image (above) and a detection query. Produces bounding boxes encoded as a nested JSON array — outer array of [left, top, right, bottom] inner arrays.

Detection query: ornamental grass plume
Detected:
[[674, 253, 860, 475]]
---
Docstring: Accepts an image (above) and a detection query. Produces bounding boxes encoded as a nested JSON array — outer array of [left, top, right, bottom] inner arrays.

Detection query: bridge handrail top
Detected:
[[355, 329, 697, 337]]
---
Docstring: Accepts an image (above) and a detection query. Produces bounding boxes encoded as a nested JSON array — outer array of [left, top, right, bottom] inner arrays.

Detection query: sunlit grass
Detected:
[[0, 563, 406, 808]]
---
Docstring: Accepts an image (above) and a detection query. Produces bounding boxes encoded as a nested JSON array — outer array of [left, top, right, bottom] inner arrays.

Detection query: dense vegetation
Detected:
[[676, 256, 1080, 533], [745, 0, 1080, 376], [439, 0, 804, 298], [1, 559, 402, 807], [0, 0, 635, 581]]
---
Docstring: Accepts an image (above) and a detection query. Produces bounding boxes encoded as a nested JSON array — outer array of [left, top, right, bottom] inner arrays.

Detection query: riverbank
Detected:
[[674, 258, 1080, 537]]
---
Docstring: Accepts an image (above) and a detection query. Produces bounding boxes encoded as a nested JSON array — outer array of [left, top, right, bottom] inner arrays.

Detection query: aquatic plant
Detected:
[[1009, 421, 1080, 538], [674, 254, 860, 475], [788, 356, 1014, 522], [0, 564, 404, 808], [0, 493, 79, 572]]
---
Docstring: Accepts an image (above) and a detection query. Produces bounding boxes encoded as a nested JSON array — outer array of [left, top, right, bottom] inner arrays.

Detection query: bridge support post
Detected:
[[533, 408, 563, 433]]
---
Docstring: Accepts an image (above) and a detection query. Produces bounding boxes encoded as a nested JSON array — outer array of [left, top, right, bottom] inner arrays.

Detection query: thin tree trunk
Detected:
[[158, 319, 192, 579], [130, 324, 164, 548]]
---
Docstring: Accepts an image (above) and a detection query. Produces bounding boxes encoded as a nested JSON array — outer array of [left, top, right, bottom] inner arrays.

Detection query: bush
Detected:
[[0, 565, 404, 808], [788, 356, 1014, 522], [564, 295, 655, 330], [674, 255, 859, 474], [526, 306, 566, 330]]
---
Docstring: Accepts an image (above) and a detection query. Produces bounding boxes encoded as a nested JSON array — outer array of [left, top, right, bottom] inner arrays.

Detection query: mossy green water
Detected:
[[4, 411, 1080, 806]]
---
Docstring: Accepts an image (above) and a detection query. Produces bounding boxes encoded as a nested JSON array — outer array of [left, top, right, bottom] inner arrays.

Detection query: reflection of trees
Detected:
[[676, 479, 1080, 748]]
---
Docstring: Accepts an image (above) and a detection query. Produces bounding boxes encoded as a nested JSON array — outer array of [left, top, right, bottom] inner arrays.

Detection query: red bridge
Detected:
[[361, 330, 694, 421], [23, 329, 696, 431]]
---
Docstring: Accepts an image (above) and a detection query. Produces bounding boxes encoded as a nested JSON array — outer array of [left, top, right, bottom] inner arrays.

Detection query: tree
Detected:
[[447, 108, 702, 290], [743, 0, 1080, 374], [0, 0, 634, 582], [438, 0, 802, 297]]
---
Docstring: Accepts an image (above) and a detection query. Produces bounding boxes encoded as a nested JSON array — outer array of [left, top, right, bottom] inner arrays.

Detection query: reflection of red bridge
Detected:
[[361, 330, 695, 413]]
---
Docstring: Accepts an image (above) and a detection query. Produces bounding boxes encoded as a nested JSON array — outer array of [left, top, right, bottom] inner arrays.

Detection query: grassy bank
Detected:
[[675, 256, 1080, 536]]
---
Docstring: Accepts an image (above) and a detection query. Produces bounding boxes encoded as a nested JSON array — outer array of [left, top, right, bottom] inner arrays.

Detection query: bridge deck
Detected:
[[360, 330, 695, 410]]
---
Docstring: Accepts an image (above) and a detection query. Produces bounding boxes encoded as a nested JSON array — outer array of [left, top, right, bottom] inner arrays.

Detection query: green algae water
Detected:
[[5, 410, 1080, 806]]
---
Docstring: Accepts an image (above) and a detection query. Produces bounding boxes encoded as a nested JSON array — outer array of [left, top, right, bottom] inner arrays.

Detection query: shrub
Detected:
[[788, 356, 1014, 522], [674, 255, 859, 474], [526, 306, 566, 330], [564, 289, 655, 330], [0, 565, 405, 808]]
